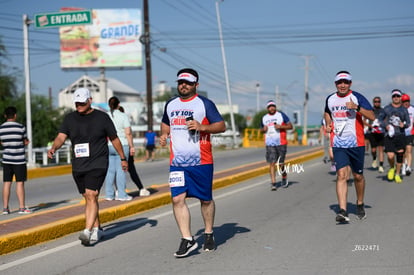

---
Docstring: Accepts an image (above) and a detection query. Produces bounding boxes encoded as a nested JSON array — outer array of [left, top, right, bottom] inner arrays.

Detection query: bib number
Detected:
[[169, 171, 185, 187], [74, 143, 90, 158]]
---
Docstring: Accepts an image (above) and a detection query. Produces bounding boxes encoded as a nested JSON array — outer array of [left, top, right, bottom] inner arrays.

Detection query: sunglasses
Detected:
[[178, 80, 196, 86], [374, 101, 381, 103], [335, 80, 351, 85], [75, 101, 88, 106], [392, 95, 401, 98]]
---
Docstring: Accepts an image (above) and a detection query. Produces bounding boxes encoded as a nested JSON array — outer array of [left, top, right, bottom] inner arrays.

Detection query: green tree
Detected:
[[0, 38, 66, 147], [154, 91, 175, 102], [251, 110, 268, 128], [2, 94, 66, 147], [222, 113, 247, 133], [0, 37, 20, 108]]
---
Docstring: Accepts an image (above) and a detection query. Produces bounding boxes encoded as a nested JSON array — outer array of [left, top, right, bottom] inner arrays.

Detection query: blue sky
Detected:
[[1, 0, 414, 125]]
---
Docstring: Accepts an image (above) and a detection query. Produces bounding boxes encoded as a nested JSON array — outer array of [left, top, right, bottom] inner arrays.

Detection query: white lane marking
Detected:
[[1, 162, 325, 271]]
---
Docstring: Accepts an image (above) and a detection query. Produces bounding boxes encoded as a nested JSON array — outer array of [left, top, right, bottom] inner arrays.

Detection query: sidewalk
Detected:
[[0, 147, 323, 255]]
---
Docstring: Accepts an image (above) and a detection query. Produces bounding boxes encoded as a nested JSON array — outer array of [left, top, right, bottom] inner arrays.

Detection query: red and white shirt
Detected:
[[405, 104, 414, 136], [325, 90, 373, 148], [261, 111, 290, 146]]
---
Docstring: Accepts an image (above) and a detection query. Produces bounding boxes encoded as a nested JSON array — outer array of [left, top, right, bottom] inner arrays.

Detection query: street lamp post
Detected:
[[23, 14, 34, 166], [215, 0, 238, 147], [256, 82, 260, 112]]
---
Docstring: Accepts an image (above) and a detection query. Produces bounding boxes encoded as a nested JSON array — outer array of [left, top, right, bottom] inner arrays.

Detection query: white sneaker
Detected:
[[117, 195, 133, 201], [406, 167, 412, 176], [401, 164, 406, 176], [372, 160, 377, 169], [378, 166, 384, 173], [90, 227, 104, 242], [139, 188, 151, 196], [79, 229, 91, 246]]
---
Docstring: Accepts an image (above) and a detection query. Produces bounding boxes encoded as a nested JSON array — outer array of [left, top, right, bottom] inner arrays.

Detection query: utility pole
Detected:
[[302, 55, 311, 145], [143, 0, 153, 131], [275, 85, 280, 109], [216, 0, 238, 147], [23, 14, 34, 166], [256, 82, 260, 112]]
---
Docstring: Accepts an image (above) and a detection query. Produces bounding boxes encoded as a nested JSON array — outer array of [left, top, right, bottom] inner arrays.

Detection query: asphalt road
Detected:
[[1, 146, 307, 220], [1, 152, 413, 274]]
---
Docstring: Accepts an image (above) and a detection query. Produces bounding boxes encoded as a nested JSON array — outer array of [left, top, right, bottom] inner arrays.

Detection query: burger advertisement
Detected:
[[60, 9, 142, 69]]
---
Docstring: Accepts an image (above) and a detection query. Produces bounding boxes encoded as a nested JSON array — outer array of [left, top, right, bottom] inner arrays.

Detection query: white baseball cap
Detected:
[[73, 88, 91, 103]]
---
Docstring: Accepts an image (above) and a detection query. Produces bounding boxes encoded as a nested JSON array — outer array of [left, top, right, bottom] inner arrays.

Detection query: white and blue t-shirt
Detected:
[[162, 94, 223, 167], [325, 90, 373, 148], [261, 112, 290, 146]]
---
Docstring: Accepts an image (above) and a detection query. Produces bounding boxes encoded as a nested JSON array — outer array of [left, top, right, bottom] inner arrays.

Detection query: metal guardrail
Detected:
[[0, 145, 71, 167]]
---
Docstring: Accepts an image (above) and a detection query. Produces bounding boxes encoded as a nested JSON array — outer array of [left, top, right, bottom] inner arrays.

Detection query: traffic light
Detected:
[[293, 110, 301, 126]]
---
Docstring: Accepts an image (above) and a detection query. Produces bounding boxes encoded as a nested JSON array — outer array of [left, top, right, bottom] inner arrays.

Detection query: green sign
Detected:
[[34, 10, 92, 28]]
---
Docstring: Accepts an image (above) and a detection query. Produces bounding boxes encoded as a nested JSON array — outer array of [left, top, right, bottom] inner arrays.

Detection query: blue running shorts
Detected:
[[333, 146, 365, 174], [169, 164, 214, 201]]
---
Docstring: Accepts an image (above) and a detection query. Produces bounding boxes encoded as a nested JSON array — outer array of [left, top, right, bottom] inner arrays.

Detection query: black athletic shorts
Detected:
[[72, 168, 107, 194], [2, 163, 27, 182], [368, 133, 384, 147], [384, 135, 406, 153], [405, 135, 414, 146]]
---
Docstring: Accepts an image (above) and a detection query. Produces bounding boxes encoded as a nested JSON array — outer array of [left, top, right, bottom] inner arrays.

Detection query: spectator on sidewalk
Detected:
[[144, 129, 157, 161], [0, 106, 32, 215], [104, 97, 134, 201], [119, 106, 150, 196]]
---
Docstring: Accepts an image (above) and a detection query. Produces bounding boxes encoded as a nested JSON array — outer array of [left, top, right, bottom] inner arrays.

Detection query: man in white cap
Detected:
[[261, 100, 293, 190], [324, 71, 374, 223], [48, 88, 128, 246], [378, 89, 411, 183], [160, 68, 226, 258]]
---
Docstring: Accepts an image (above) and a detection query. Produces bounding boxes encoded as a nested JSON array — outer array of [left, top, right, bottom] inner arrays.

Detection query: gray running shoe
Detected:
[[79, 229, 91, 246]]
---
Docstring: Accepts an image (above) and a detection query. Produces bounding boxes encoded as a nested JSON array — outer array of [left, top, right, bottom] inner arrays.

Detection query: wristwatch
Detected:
[[121, 158, 127, 161], [356, 105, 361, 112]]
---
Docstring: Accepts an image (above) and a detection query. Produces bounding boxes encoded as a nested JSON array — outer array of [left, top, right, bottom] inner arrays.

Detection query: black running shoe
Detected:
[[281, 178, 289, 188], [356, 203, 366, 220], [271, 182, 277, 191], [336, 209, 350, 223], [174, 238, 198, 258], [203, 233, 215, 251]]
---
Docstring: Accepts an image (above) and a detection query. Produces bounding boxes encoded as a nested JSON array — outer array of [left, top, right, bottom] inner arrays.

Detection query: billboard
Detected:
[[59, 9, 142, 69]]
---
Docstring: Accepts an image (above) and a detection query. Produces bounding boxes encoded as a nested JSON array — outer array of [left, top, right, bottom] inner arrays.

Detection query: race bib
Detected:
[[74, 143, 90, 158], [169, 171, 185, 187]]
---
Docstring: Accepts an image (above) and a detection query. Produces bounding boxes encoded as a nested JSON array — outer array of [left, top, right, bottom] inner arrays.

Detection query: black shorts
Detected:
[[368, 133, 384, 147], [2, 163, 27, 182], [266, 145, 287, 164], [72, 168, 107, 194], [146, 144, 155, 152], [405, 135, 414, 146], [384, 135, 406, 153]]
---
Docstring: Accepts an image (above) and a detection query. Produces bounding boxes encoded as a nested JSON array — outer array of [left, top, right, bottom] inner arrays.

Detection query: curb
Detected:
[[0, 149, 323, 255]]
